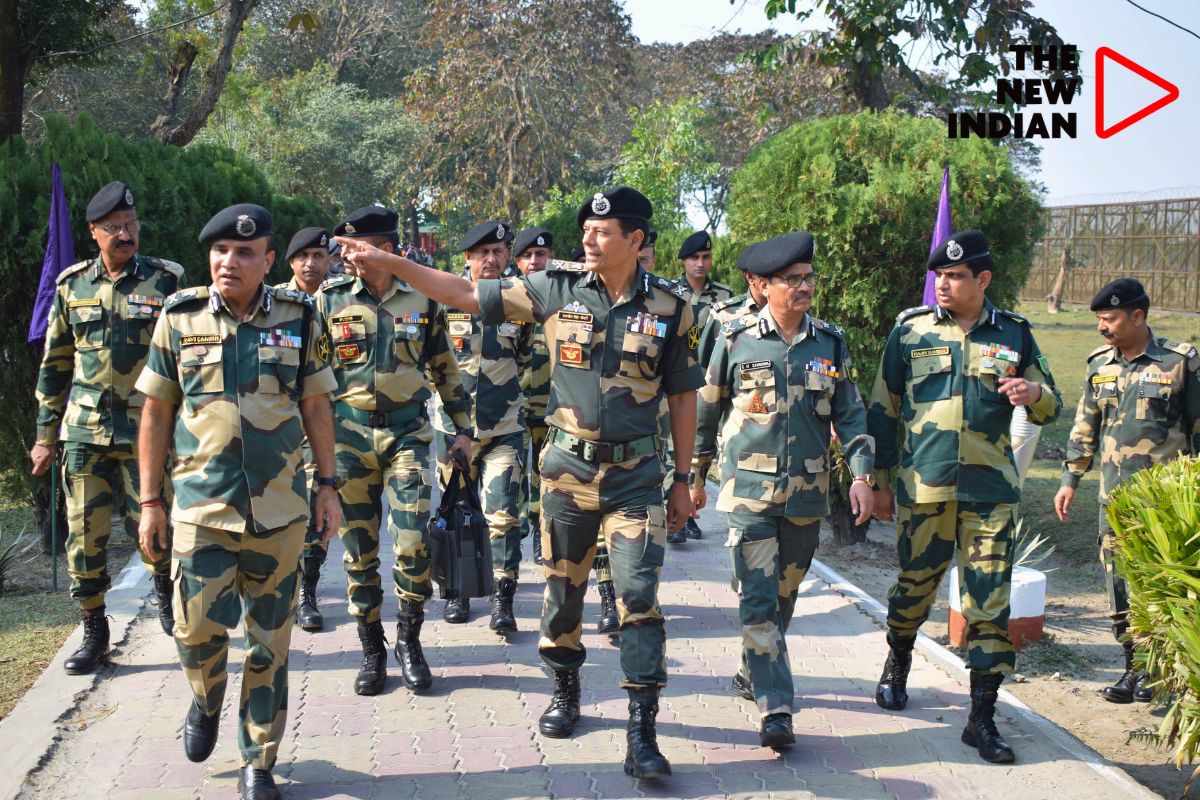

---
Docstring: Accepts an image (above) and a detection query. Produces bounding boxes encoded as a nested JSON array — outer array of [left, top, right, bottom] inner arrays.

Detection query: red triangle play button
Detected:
[[1095, 46, 1179, 139]]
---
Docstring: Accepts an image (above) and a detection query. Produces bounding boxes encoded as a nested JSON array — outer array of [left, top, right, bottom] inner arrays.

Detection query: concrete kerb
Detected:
[[0, 549, 153, 800], [808, 556, 1159, 800]]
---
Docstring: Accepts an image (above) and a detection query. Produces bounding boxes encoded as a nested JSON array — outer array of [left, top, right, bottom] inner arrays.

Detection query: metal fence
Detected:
[[1020, 197, 1200, 312]]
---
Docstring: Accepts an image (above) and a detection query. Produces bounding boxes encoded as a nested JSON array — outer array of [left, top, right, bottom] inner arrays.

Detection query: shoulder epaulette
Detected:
[[810, 316, 845, 338], [164, 286, 209, 311], [712, 292, 746, 312], [652, 274, 689, 301], [274, 286, 315, 309], [896, 305, 934, 323], [999, 308, 1033, 327], [55, 260, 91, 284], [549, 259, 587, 272], [710, 280, 733, 294], [1164, 339, 1199, 360], [320, 274, 355, 291], [1087, 344, 1114, 362], [723, 316, 755, 336], [145, 257, 185, 279]]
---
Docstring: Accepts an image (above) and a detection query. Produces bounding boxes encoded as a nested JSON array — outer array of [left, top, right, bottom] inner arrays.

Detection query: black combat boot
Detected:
[[731, 672, 754, 701], [684, 518, 703, 540], [666, 528, 687, 545], [295, 556, 323, 631], [64, 608, 110, 675], [875, 630, 916, 710], [597, 580, 619, 635], [531, 513, 543, 566], [183, 700, 220, 763], [760, 712, 795, 749], [1134, 672, 1154, 703], [1103, 640, 1140, 704], [443, 594, 470, 624], [538, 669, 581, 738], [961, 671, 1015, 763], [395, 601, 433, 692], [153, 573, 175, 636], [237, 764, 280, 800], [354, 619, 387, 696], [624, 687, 671, 779], [490, 577, 518, 634]]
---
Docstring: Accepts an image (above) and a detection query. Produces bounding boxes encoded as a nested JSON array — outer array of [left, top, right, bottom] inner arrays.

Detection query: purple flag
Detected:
[[28, 163, 75, 346], [921, 166, 953, 306]]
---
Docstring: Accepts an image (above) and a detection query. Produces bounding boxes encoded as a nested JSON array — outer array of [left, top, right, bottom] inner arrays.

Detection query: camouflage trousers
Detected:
[[62, 442, 170, 610], [300, 473, 328, 564], [1098, 506, 1129, 642], [727, 513, 821, 717], [336, 416, 432, 623], [172, 517, 305, 769], [520, 417, 549, 531], [539, 444, 667, 687], [436, 430, 525, 582], [887, 501, 1016, 674]]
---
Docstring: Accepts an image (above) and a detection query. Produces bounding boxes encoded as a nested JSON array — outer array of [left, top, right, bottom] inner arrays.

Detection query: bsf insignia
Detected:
[[559, 342, 584, 365], [235, 215, 256, 237], [124, 188, 134, 206], [747, 392, 767, 414], [337, 343, 361, 360], [687, 324, 700, 350], [495, 223, 506, 240], [946, 240, 963, 261], [316, 333, 331, 362], [591, 193, 611, 215]]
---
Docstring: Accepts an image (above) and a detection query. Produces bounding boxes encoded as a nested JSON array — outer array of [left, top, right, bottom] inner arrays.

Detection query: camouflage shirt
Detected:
[[1061, 333, 1200, 503], [434, 296, 533, 438], [522, 323, 552, 420], [867, 300, 1062, 506], [135, 285, 336, 532], [678, 276, 733, 352], [275, 278, 318, 477], [694, 309, 874, 517], [35, 255, 186, 446], [476, 262, 703, 443], [696, 291, 760, 369], [316, 274, 471, 432]]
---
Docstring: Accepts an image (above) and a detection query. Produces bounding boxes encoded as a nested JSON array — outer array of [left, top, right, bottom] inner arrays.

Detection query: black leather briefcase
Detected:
[[427, 467, 494, 599]]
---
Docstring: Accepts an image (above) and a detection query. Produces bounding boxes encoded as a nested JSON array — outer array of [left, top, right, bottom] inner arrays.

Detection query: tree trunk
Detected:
[[829, 495, 870, 547], [148, 40, 199, 141], [1046, 246, 1071, 314], [0, 0, 29, 146], [407, 200, 420, 248], [151, 0, 261, 146]]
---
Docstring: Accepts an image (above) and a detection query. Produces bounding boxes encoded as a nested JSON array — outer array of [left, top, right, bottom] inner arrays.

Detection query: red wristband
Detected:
[[139, 497, 165, 509]]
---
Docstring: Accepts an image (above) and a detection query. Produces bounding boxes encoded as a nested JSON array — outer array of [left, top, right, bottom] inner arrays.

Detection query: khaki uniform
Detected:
[[695, 309, 873, 716], [136, 284, 335, 769], [477, 262, 702, 687], [1061, 334, 1200, 638], [35, 255, 185, 610], [316, 274, 471, 622], [867, 301, 1061, 673]]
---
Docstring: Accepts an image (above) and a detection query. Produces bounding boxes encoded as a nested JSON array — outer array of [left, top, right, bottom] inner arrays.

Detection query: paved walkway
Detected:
[[5, 503, 1153, 800]]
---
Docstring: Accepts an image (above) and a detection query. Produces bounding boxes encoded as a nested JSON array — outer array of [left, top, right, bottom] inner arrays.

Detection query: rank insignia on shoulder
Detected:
[[165, 287, 206, 310], [550, 259, 587, 272], [897, 305, 934, 323]]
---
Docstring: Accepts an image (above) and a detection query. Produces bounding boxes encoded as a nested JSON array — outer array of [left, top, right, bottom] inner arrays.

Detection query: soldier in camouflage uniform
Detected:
[[692, 233, 874, 748], [337, 186, 701, 780], [434, 220, 532, 631], [1054, 278, 1200, 704], [867, 230, 1061, 764], [667, 230, 732, 543], [31, 181, 184, 675], [636, 228, 657, 273], [136, 204, 340, 800], [275, 227, 333, 631], [318, 206, 472, 697]]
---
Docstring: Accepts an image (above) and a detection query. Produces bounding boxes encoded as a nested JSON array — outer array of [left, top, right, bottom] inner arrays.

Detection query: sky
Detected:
[[622, 0, 1200, 206]]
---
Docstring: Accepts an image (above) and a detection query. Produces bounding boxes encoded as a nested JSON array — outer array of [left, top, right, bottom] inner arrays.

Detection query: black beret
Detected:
[[927, 229, 992, 271], [1091, 278, 1149, 311], [641, 229, 658, 249], [512, 227, 554, 258], [86, 180, 135, 222], [460, 220, 511, 252], [286, 227, 330, 262], [576, 186, 653, 231], [198, 203, 272, 244], [678, 230, 713, 259], [335, 205, 398, 238], [735, 232, 815, 276]]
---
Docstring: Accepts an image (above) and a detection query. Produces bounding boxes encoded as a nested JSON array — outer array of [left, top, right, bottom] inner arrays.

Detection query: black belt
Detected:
[[335, 402, 422, 429], [547, 426, 658, 465]]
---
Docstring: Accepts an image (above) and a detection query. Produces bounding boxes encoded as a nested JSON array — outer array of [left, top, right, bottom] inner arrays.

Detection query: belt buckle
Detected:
[[593, 441, 614, 463], [368, 411, 387, 427]]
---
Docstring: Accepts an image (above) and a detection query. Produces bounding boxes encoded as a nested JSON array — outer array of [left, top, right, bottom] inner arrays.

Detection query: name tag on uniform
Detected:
[[560, 311, 593, 325], [911, 346, 950, 359], [330, 314, 363, 324], [337, 343, 361, 360], [180, 334, 221, 346], [1091, 374, 1117, 385], [68, 298, 101, 308], [739, 360, 771, 373], [559, 343, 584, 364], [446, 313, 473, 322]]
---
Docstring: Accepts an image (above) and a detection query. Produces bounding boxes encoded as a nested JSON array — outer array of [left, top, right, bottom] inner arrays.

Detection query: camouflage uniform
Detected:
[[35, 255, 185, 610], [684, 276, 734, 341], [274, 277, 325, 566], [477, 262, 702, 686], [316, 273, 472, 622], [520, 322, 552, 537], [1061, 334, 1200, 638], [694, 308, 874, 717], [867, 300, 1061, 673], [434, 305, 532, 581], [135, 284, 335, 769]]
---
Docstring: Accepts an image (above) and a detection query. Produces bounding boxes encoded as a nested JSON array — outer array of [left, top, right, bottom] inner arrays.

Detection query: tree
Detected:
[[759, 0, 1066, 111], [406, 0, 636, 225], [0, 0, 122, 144]]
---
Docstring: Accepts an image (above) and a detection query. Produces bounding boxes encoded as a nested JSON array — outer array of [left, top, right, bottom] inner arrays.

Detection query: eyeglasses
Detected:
[[770, 273, 817, 289], [98, 220, 140, 236]]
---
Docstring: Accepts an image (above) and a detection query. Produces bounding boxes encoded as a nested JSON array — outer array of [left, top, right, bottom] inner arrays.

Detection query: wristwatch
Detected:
[[673, 471, 691, 485], [852, 474, 875, 488], [316, 476, 342, 490]]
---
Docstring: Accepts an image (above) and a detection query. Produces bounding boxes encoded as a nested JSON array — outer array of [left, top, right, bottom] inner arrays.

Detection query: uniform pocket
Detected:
[[804, 370, 836, 419], [258, 346, 300, 394], [910, 353, 953, 403], [1136, 382, 1172, 421], [68, 305, 105, 350], [736, 367, 776, 417], [392, 323, 425, 365], [448, 319, 473, 355], [640, 505, 666, 566], [180, 345, 224, 394], [63, 388, 100, 430], [619, 331, 663, 380], [732, 451, 780, 502]]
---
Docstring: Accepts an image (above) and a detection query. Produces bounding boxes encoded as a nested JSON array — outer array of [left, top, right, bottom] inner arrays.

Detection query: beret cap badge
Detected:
[[344, 223, 356, 234], [319, 233, 327, 245], [124, 189, 134, 206], [495, 223, 506, 239], [1111, 295, 1120, 306], [946, 240, 963, 261], [591, 193, 611, 216], [235, 214, 257, 237], [536, 235, 545, 246]]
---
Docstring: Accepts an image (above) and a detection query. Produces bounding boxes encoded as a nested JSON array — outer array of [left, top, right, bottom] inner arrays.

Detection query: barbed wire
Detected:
[[1046, 186, 1200, 207]]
